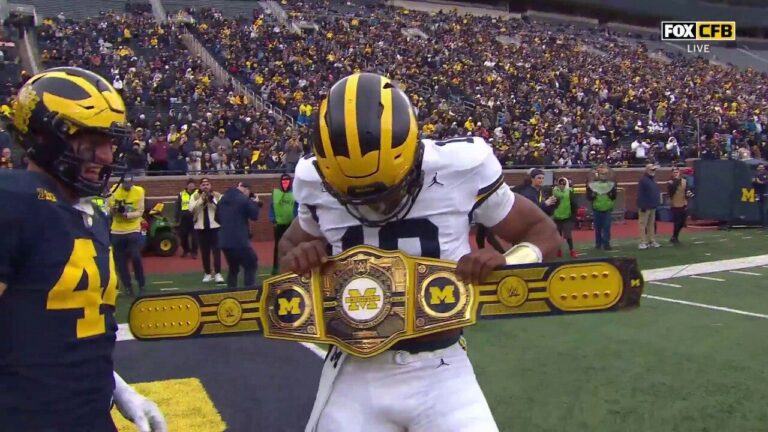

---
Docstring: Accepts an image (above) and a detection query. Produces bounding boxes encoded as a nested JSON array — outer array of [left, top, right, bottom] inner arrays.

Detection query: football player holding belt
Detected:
[[0, 67, 166, 431], [278, 72, 561, 432]]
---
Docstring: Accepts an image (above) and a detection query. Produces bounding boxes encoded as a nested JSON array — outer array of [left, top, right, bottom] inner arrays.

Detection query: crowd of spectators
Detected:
[[10, 1, 767, 175], [36, 9, 309, 175], [186, 2, 768, 169]]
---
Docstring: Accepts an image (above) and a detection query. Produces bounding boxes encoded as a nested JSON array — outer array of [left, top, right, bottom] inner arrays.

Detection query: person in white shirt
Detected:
[[188, 178, 224, 283], [632, 138, 650, 164]]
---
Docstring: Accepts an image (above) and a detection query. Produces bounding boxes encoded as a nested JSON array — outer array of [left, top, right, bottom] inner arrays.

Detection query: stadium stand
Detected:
[[3, 0, 763, 176]]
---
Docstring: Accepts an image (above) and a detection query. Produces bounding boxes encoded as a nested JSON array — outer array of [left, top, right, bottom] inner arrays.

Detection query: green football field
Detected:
[[114, 228, 768, 432]]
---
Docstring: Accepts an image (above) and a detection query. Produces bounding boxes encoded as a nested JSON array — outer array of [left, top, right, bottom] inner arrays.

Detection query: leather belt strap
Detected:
[[129, 245, 643, 358]]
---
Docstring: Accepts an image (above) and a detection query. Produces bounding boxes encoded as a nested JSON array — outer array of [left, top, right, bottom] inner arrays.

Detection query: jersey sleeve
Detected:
[[293, 157, 324, 238], [470, 144, 514, 227], [297, 203, 323, 237]]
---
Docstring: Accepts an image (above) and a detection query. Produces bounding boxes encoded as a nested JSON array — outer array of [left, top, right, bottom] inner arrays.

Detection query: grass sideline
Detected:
[[115, 228, 768, 432], [115, 228, 768, 324]]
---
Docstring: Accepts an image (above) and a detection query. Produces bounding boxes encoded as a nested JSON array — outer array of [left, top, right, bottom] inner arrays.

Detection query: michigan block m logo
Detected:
[[430, 285, 456, 304], [742, 188, 756, 203], [278, 297, 301, 315], [345, 288, 381, 311]]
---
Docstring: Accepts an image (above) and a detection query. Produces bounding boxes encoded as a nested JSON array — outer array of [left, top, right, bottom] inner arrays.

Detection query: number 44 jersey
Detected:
[[294, 137, 515, 261], [0, 170, 118, 429]]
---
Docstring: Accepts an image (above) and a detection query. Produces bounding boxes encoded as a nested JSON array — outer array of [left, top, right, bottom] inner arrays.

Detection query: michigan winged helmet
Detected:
[[8, 67, 130, 197], [313, 72, 423, 226]]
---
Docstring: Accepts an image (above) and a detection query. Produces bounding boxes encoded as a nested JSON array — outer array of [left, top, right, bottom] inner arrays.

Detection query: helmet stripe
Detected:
[[314, 99, 328, 159], [379, 78, 393, 164], [354, 73, 382, 158], [390, 86, 412, 149], [35, 76, 91, 101], [326, 76, 349, 158], [343, 73, 361, 160]]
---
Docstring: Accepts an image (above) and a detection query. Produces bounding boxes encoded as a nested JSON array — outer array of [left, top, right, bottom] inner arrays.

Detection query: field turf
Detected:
[[113, 228, 768, 432]]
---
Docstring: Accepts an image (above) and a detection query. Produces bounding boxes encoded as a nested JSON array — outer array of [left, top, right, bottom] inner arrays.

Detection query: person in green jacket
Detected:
[[586, 164, 617, 250], [552, 177, 578, 258], [269, 174, 298, 274]]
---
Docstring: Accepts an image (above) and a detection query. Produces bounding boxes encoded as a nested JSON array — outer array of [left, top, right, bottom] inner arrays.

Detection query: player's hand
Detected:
[[279, 239, 328, 277], [113, 372, 168, 432], [455, 248, 506, 285], [545, 196, 557, 206]]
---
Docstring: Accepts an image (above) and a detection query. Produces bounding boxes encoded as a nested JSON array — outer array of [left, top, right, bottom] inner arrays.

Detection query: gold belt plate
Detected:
[[129, 246, 643, 358]]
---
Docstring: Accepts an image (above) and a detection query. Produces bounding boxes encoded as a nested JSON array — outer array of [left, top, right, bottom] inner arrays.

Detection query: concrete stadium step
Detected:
[[27, 0, 127, 21], [163, 0, 261, 17]]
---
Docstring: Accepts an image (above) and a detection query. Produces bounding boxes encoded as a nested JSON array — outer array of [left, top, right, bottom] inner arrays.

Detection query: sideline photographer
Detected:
[[217, 181, 262, 289], [188, 177, 223, 283], [108, 173, 146, 295]]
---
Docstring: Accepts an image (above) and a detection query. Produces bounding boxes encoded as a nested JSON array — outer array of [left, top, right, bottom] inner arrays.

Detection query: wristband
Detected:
[[503, 242, 543, 265]]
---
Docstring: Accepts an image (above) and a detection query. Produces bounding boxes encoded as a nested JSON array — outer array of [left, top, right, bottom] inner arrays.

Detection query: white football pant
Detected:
[[313, 342, 499, 432]]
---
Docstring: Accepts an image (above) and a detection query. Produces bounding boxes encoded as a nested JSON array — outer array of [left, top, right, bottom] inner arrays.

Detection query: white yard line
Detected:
[[152, 281, 174, 284], [640, 255, 768, 320], [648, 281, 682, 288], [301, 343, 327, 358], [115, 323, 328, 360], [729, 270, 761, 276], [160, 287, 180, 291], [642, 254, 768, 281], [115, 254, 768, 343], [689, 275, 725, 282], [117, 324, 135, 341], [642, 295, 768, 320]]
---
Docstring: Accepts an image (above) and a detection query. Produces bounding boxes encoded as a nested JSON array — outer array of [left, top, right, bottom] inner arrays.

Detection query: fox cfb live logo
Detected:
[[661, 21, 736, 53]]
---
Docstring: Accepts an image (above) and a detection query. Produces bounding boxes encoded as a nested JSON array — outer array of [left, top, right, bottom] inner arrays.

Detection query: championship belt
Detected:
[[129, 246, 643, 358]]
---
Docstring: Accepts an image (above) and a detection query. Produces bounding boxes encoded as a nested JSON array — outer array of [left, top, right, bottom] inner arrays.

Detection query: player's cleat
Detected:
[[129, 246, 644, 358], [570, 250, 578, 258], [202, 274, 213, 283], [214, 273, 225, 283]]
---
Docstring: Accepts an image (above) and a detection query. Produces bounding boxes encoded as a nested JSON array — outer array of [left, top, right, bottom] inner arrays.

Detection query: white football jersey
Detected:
[[293, 137, 515, 261]]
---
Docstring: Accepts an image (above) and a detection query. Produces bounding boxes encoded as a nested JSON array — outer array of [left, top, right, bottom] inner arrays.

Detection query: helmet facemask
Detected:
[[315, 141, 425, 227], [9, 67, 131, 198], [24, 112, 130, 198]]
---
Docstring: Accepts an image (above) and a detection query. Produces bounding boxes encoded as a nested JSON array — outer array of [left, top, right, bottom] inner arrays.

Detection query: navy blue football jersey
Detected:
[[0, 170, 119, 431]]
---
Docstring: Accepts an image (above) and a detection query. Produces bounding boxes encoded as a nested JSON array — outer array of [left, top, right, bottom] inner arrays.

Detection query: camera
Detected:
[[116, 201, 126, 214]]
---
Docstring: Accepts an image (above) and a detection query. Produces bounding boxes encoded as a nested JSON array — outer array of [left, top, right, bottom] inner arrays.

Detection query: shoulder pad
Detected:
[[293, 156, 325, 205], [422, 136, 494, 173], [0, 170, 56, 197], [294, 156, 320, 182]]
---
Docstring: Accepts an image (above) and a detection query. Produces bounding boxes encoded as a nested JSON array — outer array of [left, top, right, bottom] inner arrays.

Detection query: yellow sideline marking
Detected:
[[112, 378, 226, 432]]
